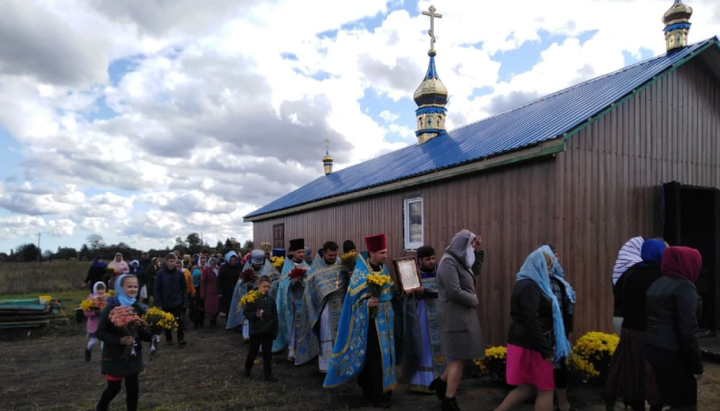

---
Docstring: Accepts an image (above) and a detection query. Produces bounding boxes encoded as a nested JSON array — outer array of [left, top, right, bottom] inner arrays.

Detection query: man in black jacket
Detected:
[[154, 253, 188, 346]]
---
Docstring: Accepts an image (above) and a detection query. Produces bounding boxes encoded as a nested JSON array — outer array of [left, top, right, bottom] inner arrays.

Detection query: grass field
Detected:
[[0, 262, 87, 294]]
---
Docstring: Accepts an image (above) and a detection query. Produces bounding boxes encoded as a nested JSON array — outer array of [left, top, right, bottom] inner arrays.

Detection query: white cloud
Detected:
[[0, 0, 719, 251]]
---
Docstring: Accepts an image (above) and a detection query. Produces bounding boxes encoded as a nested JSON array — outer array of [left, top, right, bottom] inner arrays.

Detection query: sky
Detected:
[[0, 0, 719, 254]]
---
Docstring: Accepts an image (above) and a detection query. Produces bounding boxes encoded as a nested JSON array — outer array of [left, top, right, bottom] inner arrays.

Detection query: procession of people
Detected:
[[83, 230, 705, 411]]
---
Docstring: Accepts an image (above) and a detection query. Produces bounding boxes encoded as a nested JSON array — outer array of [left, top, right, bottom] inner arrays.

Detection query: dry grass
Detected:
[[0, 262, 86, 295]]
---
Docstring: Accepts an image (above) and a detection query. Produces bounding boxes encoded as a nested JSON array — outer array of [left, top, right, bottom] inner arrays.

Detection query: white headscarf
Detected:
[[92, 281, 106, 296], [465, 233, 477, 269]]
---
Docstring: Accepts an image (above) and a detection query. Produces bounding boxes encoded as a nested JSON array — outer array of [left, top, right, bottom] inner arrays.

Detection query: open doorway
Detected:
[[663, 181, 720, 333]]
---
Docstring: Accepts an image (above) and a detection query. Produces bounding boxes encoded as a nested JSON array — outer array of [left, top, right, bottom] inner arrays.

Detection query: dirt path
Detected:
[[0, 320, 718, 411]]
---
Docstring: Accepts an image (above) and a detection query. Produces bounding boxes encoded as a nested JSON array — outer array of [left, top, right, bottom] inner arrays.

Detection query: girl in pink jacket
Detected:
[[85, 282, 107, 361]]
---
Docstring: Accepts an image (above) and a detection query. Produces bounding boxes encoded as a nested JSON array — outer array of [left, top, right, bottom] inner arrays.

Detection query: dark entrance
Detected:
[[663, 181, 720, 332]]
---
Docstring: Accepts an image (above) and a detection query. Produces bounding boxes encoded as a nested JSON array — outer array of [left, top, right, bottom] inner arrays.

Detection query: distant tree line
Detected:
[[0, 233, 254, 263]]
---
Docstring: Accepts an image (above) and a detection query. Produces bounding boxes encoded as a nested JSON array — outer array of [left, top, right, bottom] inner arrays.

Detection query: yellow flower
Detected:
[[239, 290, 265, 307], [271, 256, 285, 269], [80, 299, 95, 311], [106, 290, 115, 297], [367, 273, 393, 287], [142, 307, 178, 331]]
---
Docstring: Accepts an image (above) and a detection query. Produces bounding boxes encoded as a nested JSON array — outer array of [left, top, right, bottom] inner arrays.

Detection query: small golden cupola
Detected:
[[322, 138, 334, 175], [663, 0, 693, 52], [414, 5, 448, 145]]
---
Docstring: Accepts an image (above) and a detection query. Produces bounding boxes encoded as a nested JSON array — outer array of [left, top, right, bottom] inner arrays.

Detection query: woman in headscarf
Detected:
[[434, 229, 485, 411], [612, 237, 644, 334], [644, 246, 703, 410], [218, 251, 242, 317], [604, 239, 666, 411], [544, 245, 576, 411], [95, 274, 151, 411], [494, 248, 572, 411], [108, 253, 130, 275], [200, 258, 221, 327], [83, 256, 107, 290]]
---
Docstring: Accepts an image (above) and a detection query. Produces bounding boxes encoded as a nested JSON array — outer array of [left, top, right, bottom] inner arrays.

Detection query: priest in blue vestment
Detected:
[[324, 234, 396, 408], [295, 241, 350, 373], [273, 238, 310, 356], [226, 250, 277, 337], [402, 245, 446, 393]]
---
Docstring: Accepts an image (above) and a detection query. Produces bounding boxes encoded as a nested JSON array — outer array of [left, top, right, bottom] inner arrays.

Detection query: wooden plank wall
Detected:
[[557, 58, 720, 336], [253, 157, 559, 346]]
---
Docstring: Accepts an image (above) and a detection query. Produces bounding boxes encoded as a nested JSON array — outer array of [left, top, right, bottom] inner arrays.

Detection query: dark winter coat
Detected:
[[507, 279, 554, 359], [243, 293, 278, 336], [437, 229, 485, 359], [84, 265, 107, 290], [644, 275, 703, 375], [95, 298, 151, 377], [218, 263, 241, 314], [154, 266, 188, 309]]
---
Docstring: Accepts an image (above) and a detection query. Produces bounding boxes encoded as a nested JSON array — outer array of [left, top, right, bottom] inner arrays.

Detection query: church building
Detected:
[[245, 2, 720, 344]]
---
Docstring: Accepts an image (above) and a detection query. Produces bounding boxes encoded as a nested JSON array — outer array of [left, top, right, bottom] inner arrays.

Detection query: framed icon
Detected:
[[393, 256, 422, 293]]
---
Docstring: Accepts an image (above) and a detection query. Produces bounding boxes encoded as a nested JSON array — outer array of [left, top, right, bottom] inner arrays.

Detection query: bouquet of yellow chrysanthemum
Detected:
[[473, 346, 507, 382], [142, 307, 178, 359], [239, 289, 264, 308], [271, 256, 284, 269], [80, 296, 107, 312], [340, 251, 357, 272], [366, 272, 393, 319], [567, 331, 619, 384]]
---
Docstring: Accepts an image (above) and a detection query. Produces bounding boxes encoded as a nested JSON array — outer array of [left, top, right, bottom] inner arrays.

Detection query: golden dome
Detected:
[[663, 1, 692, 26], [413, 56, 448, 106], [323, 152, 333, 163]]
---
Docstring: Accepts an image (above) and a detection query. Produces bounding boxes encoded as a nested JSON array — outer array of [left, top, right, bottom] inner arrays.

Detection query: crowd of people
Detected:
[[80, 231, 705, 411]]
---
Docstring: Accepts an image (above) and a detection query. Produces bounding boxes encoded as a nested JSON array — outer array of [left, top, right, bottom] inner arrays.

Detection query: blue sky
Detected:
[[1, 0, 718, 254]]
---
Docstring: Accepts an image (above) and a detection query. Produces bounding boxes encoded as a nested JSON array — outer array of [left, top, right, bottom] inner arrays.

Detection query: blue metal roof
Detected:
[[246, 37, 719, 219]]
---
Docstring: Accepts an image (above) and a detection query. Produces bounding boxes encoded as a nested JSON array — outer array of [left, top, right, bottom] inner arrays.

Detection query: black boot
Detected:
[[85, 348, 92, 362], [429, 378, 447, 401], [263, 374, 279, 382], [442, 397, 461, 411], [244, 368, 252, 379]]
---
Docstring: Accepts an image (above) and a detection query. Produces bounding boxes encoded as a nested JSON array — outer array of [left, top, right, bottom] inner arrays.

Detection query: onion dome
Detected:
[[413, 56, 448, 107], [663, 1, 693, 52], [322, 139, 333, 175]]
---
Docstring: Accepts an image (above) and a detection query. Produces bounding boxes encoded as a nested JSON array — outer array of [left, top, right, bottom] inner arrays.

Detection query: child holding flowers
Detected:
[[95, 274, 151, 411], [243, 276, 279, 382], [83, 282, 107, 362]]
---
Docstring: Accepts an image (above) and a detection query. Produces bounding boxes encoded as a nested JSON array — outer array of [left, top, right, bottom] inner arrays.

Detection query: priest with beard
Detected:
[[273, 239, 310, 356], [217, 251, 241, 318], [226, 250, 276, 332], [402, 246, 446, 393], [295, 241, 349, 373], [324, 234, 396, 408]]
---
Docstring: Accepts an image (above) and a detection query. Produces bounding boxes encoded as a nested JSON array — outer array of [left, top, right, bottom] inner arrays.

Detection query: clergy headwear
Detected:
[[416, 245, 435, 259], [364, 234, 387, 253], [343, 240, 356, 254], [260, 242, 272, 253], [304, 246, 312, 257], [289, 238, 305, 252], [251, 249, 265, 265], [272, 248, 286, 257]]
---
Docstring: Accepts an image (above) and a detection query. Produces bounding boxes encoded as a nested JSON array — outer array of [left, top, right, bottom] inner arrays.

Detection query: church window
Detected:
[[403, 197, 423, 250]]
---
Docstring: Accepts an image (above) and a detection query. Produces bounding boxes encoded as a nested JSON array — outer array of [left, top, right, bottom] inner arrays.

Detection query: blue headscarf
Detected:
[[541, 245, 576, 304], [516, 248, 572, 362], [92, 257, 107, 269], [225, 251, 239, 265], [640, 239, 666, 267], [114, 274, 137, 307]]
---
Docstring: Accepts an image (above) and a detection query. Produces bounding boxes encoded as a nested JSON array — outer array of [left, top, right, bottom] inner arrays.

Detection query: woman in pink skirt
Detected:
[[495, 249, 572, 411]]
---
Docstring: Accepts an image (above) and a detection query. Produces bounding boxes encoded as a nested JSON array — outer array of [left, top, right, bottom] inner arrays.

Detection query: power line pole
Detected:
[[37, 232, 41, 261]]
